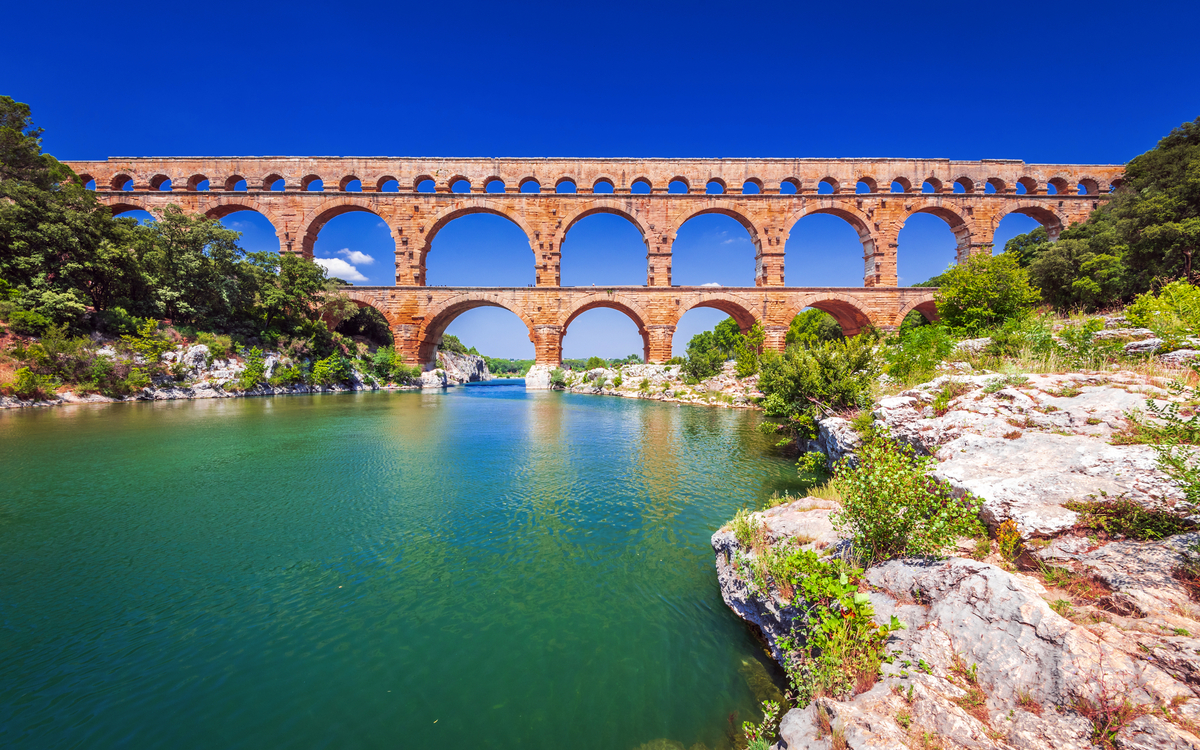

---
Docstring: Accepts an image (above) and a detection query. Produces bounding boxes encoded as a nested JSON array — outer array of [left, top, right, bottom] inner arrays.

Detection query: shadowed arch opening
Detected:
[[630, 178, 651, 194], [561, 211, 648, 286], [997, 205, 1065, 242], [953, 177, 973, 194], [302, 175, 324, 192], [519, 178, 541, 194], [1016, 177, 1038, 195], [856, 178, 877, 194], [668, 179, 689, 194], [817, 178, 838, 194], [376, 176, 399, 192], [780, 178, 799, 195], [742, 178, 762, 195], [425, 210, 534, 286], [798, 298, 874, 337], [785, 208, 876, 287], [420, 300, 535, 366], [672, 210, 758, 287], [705, 179, 726, 195], [562, 300, 650, 362], [897, 210, 964, 285], [891, 178, 911, 193], [186, 174, 209, 191], [921, 178, 942, 194], [112, 174, 133, 191], [985, 178, 1006, 194], [1048, 177, 1069, 195], [485, 179, 506, 194], [225, 175, 247, 191], [150, 175, 172, 192]]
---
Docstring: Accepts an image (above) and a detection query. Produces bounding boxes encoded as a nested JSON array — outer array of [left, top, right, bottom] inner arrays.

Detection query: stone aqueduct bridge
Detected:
[[65, 156, 1123, 365]]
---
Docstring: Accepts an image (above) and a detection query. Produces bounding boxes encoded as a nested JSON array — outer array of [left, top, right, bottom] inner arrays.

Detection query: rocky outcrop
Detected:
[[822, 372, 1196, 539], [712, 499, 1200, 750], [559, 361, 762, 408], [431, 350, 490, 385]]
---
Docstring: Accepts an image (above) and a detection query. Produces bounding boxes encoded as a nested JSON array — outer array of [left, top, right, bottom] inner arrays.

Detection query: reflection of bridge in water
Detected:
[[64, 156, 1122, 365]]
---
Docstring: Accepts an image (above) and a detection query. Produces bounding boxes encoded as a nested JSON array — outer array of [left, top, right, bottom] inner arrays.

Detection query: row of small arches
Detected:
[[85, 173, 1119, 197]]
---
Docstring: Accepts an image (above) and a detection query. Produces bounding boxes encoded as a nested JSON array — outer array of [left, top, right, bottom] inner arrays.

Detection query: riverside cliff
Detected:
[[716, 371, 1200, 749]]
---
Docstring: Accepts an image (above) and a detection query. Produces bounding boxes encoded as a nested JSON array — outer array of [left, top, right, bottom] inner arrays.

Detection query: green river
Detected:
[[0, 382, 809, 749]]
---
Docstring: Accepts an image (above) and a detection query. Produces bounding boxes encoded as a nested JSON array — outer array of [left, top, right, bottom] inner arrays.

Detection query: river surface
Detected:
[[0, 382, 812, 749]]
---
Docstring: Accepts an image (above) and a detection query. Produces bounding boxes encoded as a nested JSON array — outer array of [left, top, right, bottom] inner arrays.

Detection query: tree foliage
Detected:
[[934, 253, 1040, 334]]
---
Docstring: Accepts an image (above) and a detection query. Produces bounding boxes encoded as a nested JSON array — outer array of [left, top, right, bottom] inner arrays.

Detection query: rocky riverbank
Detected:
[[0, 345, 491, 409], [524, 361, 763, 407], [716, 371, 1200, 749]]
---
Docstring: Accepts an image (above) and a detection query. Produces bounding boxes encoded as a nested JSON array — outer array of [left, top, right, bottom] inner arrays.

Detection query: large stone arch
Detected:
[[994, 201, 1069, 241], [297, 196, 394, 258], [199, 196, 287, 242], [103, 197, 157, 217], [895, 203, 974, 262], [674, 291, 761, 330], [784, 293, 876, 337], [667, 202, 763, 248], [558, 293, 654, 363], [416, 292, 536, 366], [784, 203, 882, 286], [341, 289, 401, 327], [418, 200, 539, 282]]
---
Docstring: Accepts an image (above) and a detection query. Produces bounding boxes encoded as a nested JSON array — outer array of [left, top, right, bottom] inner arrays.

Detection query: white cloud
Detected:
[[337, 248, 374, 265], [314, 257, 368, 283], [701, 282, 722, 287]]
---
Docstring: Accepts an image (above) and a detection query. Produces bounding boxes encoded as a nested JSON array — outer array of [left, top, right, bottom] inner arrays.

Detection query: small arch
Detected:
[[856, 177, 878, 194], [79, 175, 96, 190], [1109, 178, 1125, 193], [779, 178, 800, 195], [1078, 178, 1099, 196], [742, 178, 763, 195], [1047, 177, 1068, 195], [264, 174, 285, 191], [301, 175, 323, 192], [985, 178, 1006, 194], [519, 177, 541, 194], [668, 177, 690, 194], [108, 201, 152, 217], [414, 175, 435, 193], [705, 179, 726, 195], [890, 177, 912, 193], [592, 177, 615, 194], [953, 177, 974, 194], [186, 174, 209, 191], [224, 175, 246, 192], [555, 177, 577, 194], [149, 174, 172, 192], [339, 176, 362, 192], [630, 178, 652, 194], [450, 177, 472, 193], [112, 174, 133, 191], [377, 176, 399, 192], [1016, 176, 1038, 195], [485, 178, 506, 194], [921, 178, 943, 194], [817, 177, 839, 194]]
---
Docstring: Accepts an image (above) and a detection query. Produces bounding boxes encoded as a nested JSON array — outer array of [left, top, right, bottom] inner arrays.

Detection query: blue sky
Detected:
[[6, 0, 1197, 358]]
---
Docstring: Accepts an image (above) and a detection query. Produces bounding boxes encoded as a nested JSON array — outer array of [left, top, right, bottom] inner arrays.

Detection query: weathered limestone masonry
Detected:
[[65, 156, 1122, 365]]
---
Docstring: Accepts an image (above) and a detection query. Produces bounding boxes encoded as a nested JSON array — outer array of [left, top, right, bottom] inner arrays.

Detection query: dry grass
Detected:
[[807, 480, 843, 504], [1017, 688, 1043, 716]]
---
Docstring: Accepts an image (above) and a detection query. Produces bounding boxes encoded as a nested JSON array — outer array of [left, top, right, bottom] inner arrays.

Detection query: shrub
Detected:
[[7, 367, 57, 399], [95, 306, 143, 336], [311, 353, 352, 386], [593, 375, 608, 390], [1064, 498, 1195, 541], [884, 324, 956, 383], [439, 334, 470, 355], [195, 331, 234, 359], [268, 363, 306, 387], [935, 253, 1040, 335], [235, 347, 267, 390], [831, 433, 985, 564], [758, 336, 879, 418], [786, 309, 843, 347], [120, 320, 173, 372], [1126, 279, 1200, 338], [549, 368, 567, 389], [6, 309, 50, 336], [584, 356, 605, 370], [612, 375, 623, 388], [122, 368, 151, 392]]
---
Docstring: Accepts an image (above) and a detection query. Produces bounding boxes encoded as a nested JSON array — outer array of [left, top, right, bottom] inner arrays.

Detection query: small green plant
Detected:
[[592, 375, 607, 390], [549, 368, 567, 389], [122, 367, 151, 392], [6, 309, 51, 336], [612, 375, 623, 388], [931, 379, 971, 417], [6, 366, 57, 399], [311, 353, 352, 386], [831, 433, 985, 564], [983, 374, 1029, 393], [896, 711, 911, 730], [741, 699, 780, 750], [1064, 497, 1195, 540], [796, 451, 828, 476], [1050, 599, 1074, 617], [121, 319, 173, 372], [638, 378, 649, 392]]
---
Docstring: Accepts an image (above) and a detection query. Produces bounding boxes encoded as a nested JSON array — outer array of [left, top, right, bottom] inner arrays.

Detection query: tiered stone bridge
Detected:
[[65, 156, 1122, 365]]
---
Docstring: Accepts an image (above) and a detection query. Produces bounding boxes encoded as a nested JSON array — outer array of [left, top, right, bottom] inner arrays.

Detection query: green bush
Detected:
[[883, 324, 956, 383], [311, 353, 353, 386], [96, 306, 144, 336], [593, 375, 608, 390], [120, 320, 173, 371], [8, 367, 57, 399], [983, 313, 1057, 359], [194, 331, 234, 359], [549, 368, 567, 388], [122, 368, 151, 392], [584, 355, 606, 370], [786, 309, 843, 347], [831, 433, 984, 564], [268, 363, 306, 387], [1126, 280, 1200, 338], [6, 309, 50, 336], [612, 375, 623, 388], [935, 253, 1040, 335], [439, 334, 471, 355], [758, 336, 878, 417], [235, 347, 266, 390]]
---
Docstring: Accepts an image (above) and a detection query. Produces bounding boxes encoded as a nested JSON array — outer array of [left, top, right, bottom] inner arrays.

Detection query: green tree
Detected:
[[1000, 226, 1052, 268], [786, 309, 843, 347], [935, 252, 1040, 334]]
